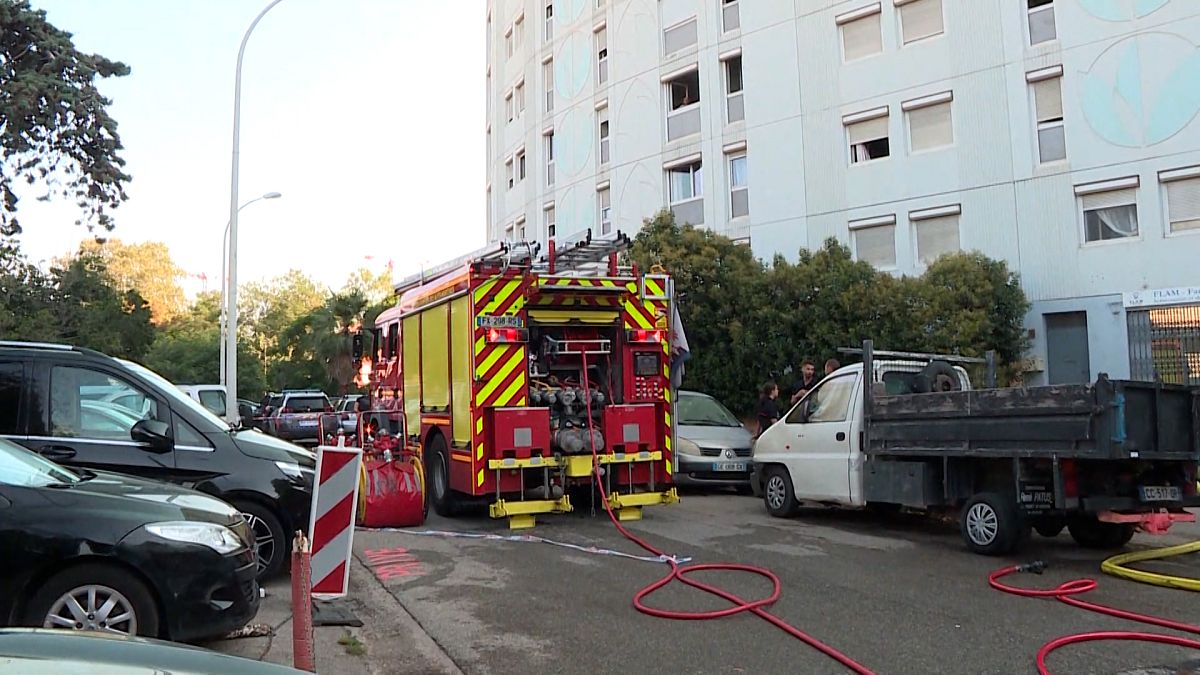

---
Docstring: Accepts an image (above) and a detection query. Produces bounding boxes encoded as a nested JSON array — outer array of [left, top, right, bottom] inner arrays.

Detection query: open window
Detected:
[[784, 374, 857, 425]]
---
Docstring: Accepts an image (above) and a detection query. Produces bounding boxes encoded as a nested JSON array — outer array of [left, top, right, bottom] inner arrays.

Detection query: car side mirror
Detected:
[[131, 419, 173, 453]]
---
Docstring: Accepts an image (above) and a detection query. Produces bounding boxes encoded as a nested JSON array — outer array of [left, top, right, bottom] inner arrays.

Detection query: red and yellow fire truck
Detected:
[[360, 233, 681, 528]]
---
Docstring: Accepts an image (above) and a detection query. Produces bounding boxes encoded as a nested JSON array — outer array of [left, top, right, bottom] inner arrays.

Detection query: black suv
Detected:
[[0, 342, 314, 579]]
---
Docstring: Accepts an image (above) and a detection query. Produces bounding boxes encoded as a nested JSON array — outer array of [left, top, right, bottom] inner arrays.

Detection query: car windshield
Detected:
[[0, 438, 80, 487], [678, 393, 741, 427], [285, 396, 328, 413], [118, 360, 233, 431]]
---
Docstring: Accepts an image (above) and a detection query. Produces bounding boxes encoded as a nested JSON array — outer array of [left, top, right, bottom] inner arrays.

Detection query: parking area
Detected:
[[211, 492, 1199, 674]]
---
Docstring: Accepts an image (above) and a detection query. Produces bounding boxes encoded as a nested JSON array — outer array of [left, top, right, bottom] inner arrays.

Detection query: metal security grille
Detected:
[[1127, 304, 1200, 384]]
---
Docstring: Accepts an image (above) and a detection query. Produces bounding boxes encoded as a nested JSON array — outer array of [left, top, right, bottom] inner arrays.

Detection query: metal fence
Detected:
[[1127, 304, 1200, 384]]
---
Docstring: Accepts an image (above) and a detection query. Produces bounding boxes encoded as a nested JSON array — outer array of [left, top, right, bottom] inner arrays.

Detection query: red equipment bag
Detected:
[[357, 455, 425, 528]]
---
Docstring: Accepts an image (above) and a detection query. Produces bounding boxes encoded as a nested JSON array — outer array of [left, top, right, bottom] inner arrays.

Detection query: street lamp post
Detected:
[[219, 192, 282, 388], [225, 0, 287, 423]]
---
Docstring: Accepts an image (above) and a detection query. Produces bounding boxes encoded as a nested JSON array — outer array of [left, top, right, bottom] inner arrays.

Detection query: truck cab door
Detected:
[[783, 373, 858, 504]]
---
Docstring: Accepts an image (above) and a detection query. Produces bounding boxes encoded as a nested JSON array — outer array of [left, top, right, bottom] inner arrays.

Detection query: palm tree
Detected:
[[283, 291, 369, 395]]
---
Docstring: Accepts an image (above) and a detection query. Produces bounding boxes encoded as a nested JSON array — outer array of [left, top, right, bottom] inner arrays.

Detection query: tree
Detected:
[[239, 269, 326, 372], [50, 251, 155, 359], [75, 238, 185, 323], [341, 266, 394, 306], [0, 238, 55, 336], [281, 291, 370, 395], [1, 0, 131, 237]]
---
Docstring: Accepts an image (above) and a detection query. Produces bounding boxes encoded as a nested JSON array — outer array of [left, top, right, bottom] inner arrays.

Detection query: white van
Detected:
[[178, 384, 228, 417]]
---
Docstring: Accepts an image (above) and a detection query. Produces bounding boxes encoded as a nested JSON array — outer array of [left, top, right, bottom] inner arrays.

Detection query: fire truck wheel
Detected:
[[1067, 516, 1136, 549], [425, 434, 459, 518]]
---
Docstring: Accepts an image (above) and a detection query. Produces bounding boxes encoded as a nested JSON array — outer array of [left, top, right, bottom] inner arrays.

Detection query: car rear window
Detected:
[[285, 396, 327, 413]]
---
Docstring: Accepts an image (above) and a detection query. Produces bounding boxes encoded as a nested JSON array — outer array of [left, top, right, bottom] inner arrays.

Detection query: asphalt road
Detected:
[[346, 491, 1200, 675]]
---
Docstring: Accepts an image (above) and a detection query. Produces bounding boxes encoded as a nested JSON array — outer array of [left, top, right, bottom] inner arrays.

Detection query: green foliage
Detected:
[[0, 245, 154, 360], [280, 291, 370, 396], [0, 0, 131, 236], [75, 238, 186, 323], [627, 212, 1031, 414]]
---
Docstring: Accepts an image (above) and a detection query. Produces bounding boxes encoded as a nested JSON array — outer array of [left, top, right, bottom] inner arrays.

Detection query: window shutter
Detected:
[[1167, 177, 1200, 231], [909, 102, 953, 150], [1080, 188, 1135, 211], [1033, 78, 1063, 122], [848, 116, 888, 145], [854, 225, 896, 268], [900, 0, 943, 44], [915, 215, 960, 264], [842, 13, 882, 61]]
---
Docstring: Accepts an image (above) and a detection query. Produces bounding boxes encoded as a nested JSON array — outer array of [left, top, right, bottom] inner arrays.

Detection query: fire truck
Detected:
[[358, 232, 681, 529]]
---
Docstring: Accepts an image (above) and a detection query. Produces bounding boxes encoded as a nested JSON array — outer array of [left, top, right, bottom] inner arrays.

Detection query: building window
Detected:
[[1164, 173, 1200, 233], [517, 217, 527, 240], [663, 17, 698, 56], [506, 157, 514, 189], [545, 204, 556, 239], [1031, 72, 1065, 163], [514, 14, 524, 49], [545, 131, 555, 186], [850, 215, 897, 268], [1079, 186, 1138, 243], [910, 206, 961, 265], [665, 67, 701, 141], [516, 148, 526, 182], [905, 93, 953, 152], [722, 0, 740, 32], [545, 2, 554, 41], [598, 187, 612, 234], [668, 159, 704, 225], [505, 25, 514, 58], [516, 81, 525, 117], [898, 0, 944, 45], [505, 223, 514, 241], [596, 27, 608, 85], [598, 106, 610, 165], [1028, 0, 1055, 45], [729, 153, 748, 219], [846, 110, 890, 164], [838, 6, 882, 62], [486, 187, 492, 235], [544, 60, 554, 113], [724, 55, 744, 124], [505, 90, 514, 123]]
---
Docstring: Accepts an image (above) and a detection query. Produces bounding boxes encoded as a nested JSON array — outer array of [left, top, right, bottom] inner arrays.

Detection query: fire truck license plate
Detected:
[[1138, 486, 1181, 502], [712, 462, 746, 472]]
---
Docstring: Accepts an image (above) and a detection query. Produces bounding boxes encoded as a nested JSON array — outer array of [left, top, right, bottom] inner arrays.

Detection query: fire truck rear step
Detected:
[[489, 495, 573, 530]]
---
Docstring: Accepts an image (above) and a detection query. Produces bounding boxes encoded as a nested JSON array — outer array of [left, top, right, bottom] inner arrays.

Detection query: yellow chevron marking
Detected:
[[665, 411, 672, 427], [666, 459, 672, 474], [476, 416, 483, 435], [484, 280, 522, 314], [578, 279, 594, 287], [476, 442, 484, 461], [665, 436, 672, 451], [626, 282, 638, 293], [474, 280, 497, 305], [476, 350, 524, 404], [495, 371, 528, 408], [474, 335, 486, 356], [556, 278, 572, 286], [600, 279, 617, 287], [645, 278, 664, 297], [664, 389, 671, 404], [624, 301, 653, 329], [475, 344, 511, 378], [477, 468, 485, 487]]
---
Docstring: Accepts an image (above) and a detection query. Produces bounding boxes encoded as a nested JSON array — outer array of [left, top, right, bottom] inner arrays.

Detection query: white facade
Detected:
[[485, 0, 1200, 386]]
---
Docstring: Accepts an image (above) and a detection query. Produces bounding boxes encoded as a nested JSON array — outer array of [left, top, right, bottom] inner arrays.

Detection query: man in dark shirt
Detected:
[[790, 360, 819, 405]]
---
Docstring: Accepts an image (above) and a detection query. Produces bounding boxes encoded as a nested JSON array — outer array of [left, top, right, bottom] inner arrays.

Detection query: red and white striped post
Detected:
[[307, 444, 363, 598]]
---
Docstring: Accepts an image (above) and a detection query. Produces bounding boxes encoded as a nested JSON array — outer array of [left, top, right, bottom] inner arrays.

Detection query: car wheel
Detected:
[[25, 563, 160, 638], [763, 466, 798, 518], [1067, 516, 1136, 549], [961, 492, 1024, 556], [424, 434, 459, 517], [236, 501, 287, 580]]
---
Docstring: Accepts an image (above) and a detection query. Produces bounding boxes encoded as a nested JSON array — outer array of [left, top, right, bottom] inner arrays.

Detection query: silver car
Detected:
[[673, 390, 755, 493]]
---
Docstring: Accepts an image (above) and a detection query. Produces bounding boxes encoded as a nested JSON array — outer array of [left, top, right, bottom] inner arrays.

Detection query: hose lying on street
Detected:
[[1101, 540, 1200, 592], [989, 561, 1200, 675], [579, 354, 875, 675]]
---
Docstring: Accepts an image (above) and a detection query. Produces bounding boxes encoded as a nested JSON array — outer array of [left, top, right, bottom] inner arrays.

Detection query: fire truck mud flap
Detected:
[[607, 488, 681, 522], [489, 495, 573, 530]]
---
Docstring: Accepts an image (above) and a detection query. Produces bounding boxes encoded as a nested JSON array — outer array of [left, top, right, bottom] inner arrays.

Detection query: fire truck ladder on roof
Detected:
[[392, 241, 540, 295], [534, 229, 632, 276]]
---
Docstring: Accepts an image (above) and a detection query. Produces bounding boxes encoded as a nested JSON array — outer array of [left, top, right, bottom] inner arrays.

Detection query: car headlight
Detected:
[[276, 460, 315, 483], [677, 438, 701, 457], [146, 521, 245, 554]]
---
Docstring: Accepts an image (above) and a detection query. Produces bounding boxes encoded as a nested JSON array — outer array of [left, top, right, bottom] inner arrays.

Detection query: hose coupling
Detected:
[[1016, 560, 1047, 575]]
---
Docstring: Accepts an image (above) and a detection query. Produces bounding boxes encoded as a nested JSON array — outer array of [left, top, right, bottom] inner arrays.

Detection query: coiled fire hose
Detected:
[[989, 561, 1200, 674], [1101, 540, 1200, 592], [578, 353, 874, 675]]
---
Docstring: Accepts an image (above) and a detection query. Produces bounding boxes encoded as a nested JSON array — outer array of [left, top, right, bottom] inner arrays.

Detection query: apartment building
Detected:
[[485, 0, 1200, 386]]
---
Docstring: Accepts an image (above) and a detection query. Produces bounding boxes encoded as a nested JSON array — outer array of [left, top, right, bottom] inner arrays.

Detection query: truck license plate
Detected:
[[1138, 486, 1181, 502], [298, 420, 318, 428], [712, 462, 745, 472]]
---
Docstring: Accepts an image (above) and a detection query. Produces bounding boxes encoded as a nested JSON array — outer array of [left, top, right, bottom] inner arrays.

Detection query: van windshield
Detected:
[[118, 360, 232, 431]]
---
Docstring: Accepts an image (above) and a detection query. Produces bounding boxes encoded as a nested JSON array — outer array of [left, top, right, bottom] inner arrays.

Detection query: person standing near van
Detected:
[[824, 358, 841, 377], [756, 382, 781, 438], [790, 360, 819, 405]]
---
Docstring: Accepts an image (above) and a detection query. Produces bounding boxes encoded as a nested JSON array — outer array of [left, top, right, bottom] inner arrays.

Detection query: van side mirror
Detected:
[[131, 419, 173, 453]]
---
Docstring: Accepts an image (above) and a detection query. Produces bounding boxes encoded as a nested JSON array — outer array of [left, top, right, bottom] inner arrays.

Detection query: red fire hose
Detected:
[[989, 562, 1200, 674], [579, 355, 874, 675]]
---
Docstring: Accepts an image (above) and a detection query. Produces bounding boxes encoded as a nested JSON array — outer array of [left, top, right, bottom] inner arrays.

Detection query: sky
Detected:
[[13, 0, 485, 295]]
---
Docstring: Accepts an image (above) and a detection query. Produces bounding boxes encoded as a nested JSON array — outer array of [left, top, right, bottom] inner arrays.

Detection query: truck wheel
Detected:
[[424, 434, 459, 518], [1033, 516, 1066, 538], [1067, 516, 1135, 549], [762, 466, 798, 518], [961, 493, 1024, 555]]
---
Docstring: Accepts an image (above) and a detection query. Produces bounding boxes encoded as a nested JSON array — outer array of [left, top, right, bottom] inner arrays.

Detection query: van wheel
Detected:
[[1067, 516, 1136, 549], [961, 493, 1025, 555], [424, 434, 459, 517], [235, 501, 287, 580], [763, 466, 798, 517], [26, 563, 160, 638]]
